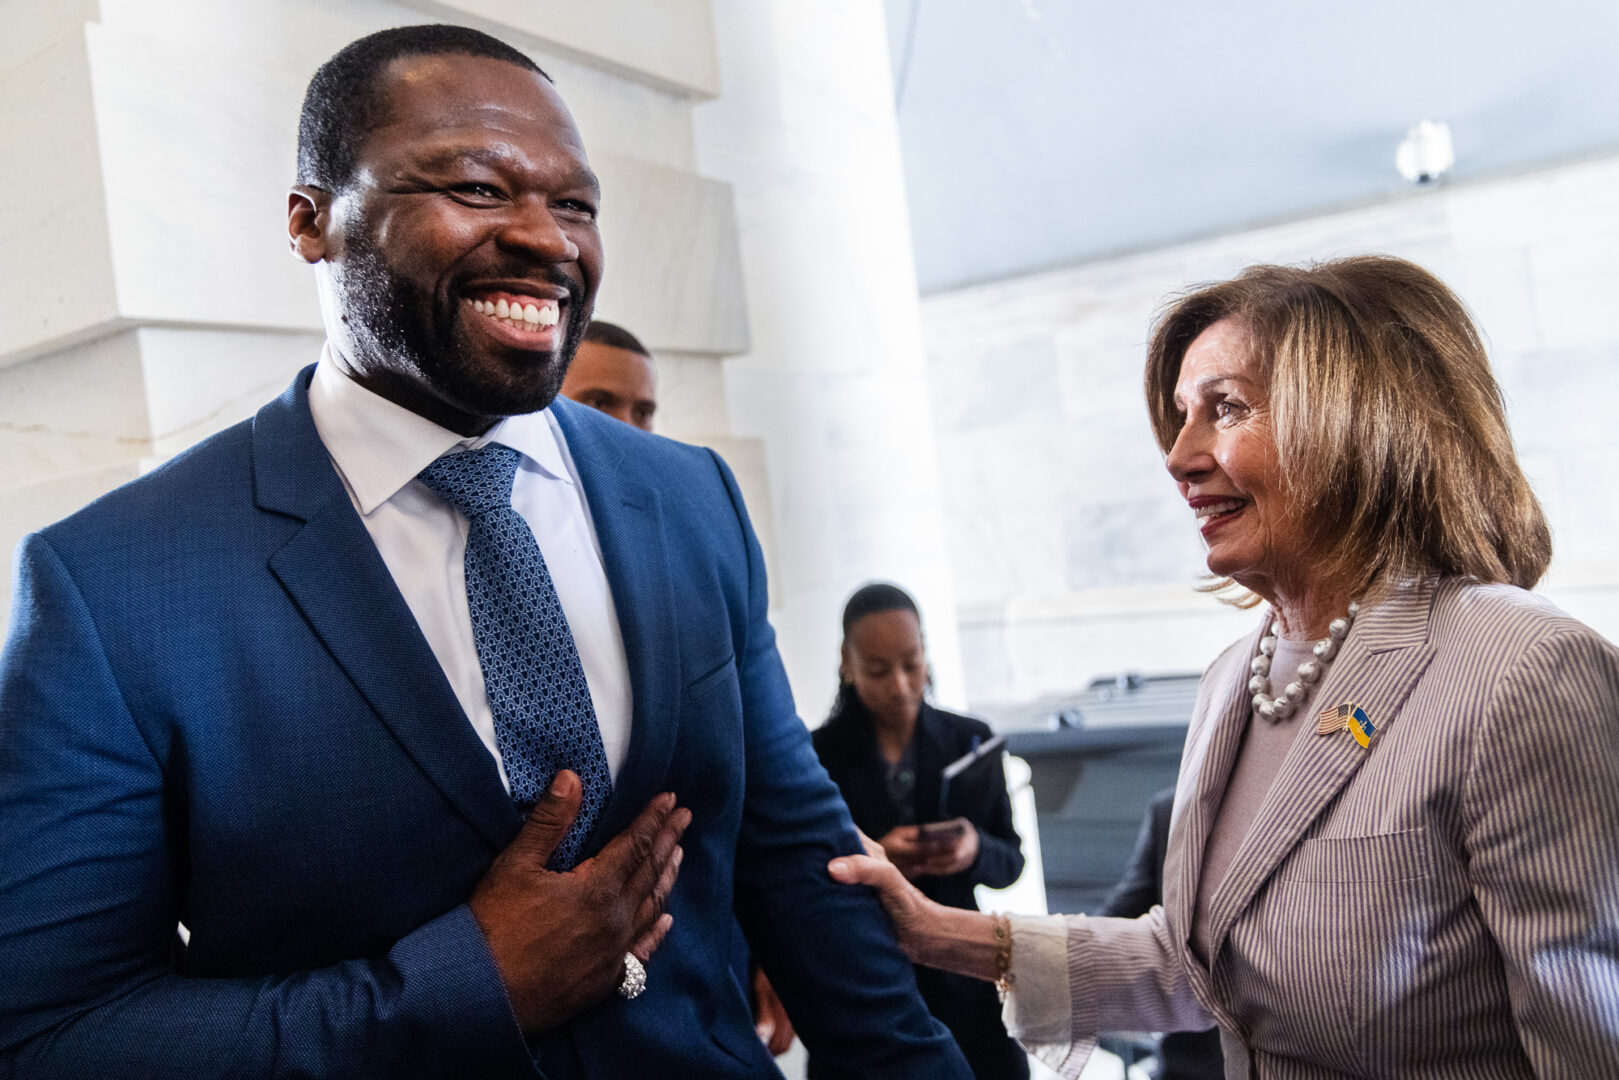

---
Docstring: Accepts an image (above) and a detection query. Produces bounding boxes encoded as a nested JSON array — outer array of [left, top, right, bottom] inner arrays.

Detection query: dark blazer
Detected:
[[0, 368, 970, 1080], [813, 702, 1026, 1078]]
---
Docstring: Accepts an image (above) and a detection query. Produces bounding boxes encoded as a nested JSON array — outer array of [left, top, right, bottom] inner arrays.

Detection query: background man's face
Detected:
[[561, 342, 657, 431], [319, 53, 604, 434]]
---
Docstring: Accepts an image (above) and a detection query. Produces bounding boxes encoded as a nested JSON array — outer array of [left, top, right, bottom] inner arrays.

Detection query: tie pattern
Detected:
[[419, 444, 610, 870]]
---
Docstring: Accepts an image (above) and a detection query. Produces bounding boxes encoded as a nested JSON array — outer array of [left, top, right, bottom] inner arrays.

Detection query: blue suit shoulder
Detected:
[[552, 397, 743, 510]]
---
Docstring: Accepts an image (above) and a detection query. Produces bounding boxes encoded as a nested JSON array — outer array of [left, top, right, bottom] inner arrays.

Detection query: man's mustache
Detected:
[[452, 263, 582, 306]]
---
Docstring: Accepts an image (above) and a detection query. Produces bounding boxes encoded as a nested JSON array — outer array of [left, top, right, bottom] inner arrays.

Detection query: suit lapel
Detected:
[[254, 369, 520, 851], [1202, 580, 1437, 958], [1168, 619, 1268, 958], [552, 401, 681, 847]]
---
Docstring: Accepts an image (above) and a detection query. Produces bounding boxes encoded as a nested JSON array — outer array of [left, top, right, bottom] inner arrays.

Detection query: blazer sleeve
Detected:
[[1099, 794, 1167, 919], [705, 452, 971, 1080], [1463, 626, 1619, 1077], [0, 534, 534, 1080], [965, 752, 1025, 891], [1007, 907, 1215, 1080]]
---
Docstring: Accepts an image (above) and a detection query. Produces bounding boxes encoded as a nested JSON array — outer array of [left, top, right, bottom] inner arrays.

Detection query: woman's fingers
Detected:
[[853, 827, 887, 861], [829, 852, 897, 888], [829, 852, 931, 961]]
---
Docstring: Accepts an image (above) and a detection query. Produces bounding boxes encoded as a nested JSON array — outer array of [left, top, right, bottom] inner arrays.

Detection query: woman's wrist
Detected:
[[910, 903, 1005, 983]]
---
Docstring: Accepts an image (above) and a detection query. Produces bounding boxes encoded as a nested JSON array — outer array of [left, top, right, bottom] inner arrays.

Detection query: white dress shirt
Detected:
[[307, 349, 633, 790]]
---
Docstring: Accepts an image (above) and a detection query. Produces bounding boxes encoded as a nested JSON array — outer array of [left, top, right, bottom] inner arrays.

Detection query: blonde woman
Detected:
[[832, 256, 1619, 1079]]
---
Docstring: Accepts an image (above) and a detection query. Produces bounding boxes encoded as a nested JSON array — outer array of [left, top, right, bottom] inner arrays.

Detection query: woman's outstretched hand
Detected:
[[829, 828, 936, 962]]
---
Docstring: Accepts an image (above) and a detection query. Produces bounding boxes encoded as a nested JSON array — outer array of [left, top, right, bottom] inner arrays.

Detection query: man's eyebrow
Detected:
[[413, 145, 601, 194]]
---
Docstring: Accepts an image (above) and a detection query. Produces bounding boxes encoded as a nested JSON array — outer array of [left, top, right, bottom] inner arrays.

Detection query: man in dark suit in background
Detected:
[[0, 25, 970, 1079]]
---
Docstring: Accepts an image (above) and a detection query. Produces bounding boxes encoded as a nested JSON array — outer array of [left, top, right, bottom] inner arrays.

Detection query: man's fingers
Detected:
[[615, 802, 690, 904], [595, 793, 678, 882], [514, 770, 583, 866], [630, 912, 674, 965], [634, 843, 684, 930]]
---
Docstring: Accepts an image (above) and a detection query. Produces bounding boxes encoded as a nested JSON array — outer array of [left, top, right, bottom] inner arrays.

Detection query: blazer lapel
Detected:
[[552, 402, 681, 847], [1202, 580, 1438, 958], [254, 369, 520, 851], [1167, 619, 1268, 960]]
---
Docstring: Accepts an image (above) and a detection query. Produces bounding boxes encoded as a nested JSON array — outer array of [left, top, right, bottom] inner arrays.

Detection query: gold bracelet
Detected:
[[992, 913, 1013, 1001]]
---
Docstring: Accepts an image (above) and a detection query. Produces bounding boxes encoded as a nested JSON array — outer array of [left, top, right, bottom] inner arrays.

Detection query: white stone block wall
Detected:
[[922, 156, 1619, 709]]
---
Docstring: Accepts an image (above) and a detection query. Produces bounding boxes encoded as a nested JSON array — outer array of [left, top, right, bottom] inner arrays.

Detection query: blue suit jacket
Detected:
[[0, 369, 969, 1079]]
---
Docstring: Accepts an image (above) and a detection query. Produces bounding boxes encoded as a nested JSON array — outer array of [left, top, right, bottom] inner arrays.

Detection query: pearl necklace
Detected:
[[1249, 602, 1360, 723]]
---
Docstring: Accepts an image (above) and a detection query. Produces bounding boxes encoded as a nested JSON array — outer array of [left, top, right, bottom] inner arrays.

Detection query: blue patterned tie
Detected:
[[418, 444, 610, 870]]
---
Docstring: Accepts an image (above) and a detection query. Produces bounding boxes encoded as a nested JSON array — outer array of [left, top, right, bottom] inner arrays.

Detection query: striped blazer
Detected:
[[1047, 577, 1619, 1078]]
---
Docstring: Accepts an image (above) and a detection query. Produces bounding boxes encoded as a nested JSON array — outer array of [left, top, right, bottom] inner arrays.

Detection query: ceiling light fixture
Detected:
[[1396, 120, 1455, 185]]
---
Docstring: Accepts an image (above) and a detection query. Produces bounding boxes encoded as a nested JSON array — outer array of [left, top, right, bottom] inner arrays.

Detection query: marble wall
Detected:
[[0, 0, 964, 727], [922, 153, 1619, 708], [694, 0, 967, 713]]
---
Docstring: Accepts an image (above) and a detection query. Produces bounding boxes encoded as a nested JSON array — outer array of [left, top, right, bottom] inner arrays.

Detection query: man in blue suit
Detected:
[[0, 25, 970, 1079]]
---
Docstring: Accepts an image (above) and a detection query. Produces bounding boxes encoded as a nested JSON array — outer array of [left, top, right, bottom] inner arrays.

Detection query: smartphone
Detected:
[[917, 820, 966, 848]]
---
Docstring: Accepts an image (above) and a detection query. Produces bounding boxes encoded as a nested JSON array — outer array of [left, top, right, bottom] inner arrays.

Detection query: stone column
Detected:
[[694, 0, 966, 715]]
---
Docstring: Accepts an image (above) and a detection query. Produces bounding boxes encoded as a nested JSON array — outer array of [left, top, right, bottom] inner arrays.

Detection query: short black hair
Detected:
[[831, 582, 925, 720], [297, 24, 549, 192], [841, 582, 920, 636], [581, 319, 651, 357]]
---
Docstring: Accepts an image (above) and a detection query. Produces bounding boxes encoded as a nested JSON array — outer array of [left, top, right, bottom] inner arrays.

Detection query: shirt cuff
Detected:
[[1002, 913, 1072, 1045]]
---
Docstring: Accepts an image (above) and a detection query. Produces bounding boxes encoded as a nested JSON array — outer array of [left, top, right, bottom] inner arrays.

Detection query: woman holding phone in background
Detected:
[[810, 582, 1027, 1079]]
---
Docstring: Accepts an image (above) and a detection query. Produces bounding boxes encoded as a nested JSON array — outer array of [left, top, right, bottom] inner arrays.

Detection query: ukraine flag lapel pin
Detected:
[[1316, 702, 1378, 748]]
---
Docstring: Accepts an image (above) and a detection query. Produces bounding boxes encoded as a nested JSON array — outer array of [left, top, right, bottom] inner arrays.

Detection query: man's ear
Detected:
[[288, 185, 334, 264]]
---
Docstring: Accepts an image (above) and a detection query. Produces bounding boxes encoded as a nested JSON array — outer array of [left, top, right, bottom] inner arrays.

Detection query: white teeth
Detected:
[[470, 296, 562, 330], [1194, 500, 1244, 519]]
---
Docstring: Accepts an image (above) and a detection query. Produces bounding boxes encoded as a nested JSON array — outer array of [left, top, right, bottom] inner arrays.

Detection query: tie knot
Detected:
[[418, 443, 523, 518]]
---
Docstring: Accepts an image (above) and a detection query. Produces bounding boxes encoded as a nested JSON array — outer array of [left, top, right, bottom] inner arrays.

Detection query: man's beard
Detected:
[[334, 230, 588, 420]]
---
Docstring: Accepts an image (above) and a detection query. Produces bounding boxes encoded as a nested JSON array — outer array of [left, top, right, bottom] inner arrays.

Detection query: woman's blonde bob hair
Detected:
[[1144, 255, 1551, 601]]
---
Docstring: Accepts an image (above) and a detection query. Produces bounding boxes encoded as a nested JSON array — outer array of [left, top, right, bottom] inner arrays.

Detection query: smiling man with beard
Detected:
[[0, 25, 970, 1080]]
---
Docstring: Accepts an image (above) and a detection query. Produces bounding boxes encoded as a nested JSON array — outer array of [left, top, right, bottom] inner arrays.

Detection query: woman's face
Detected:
[[1165, 318, 1312, 602], [842, 609, 928, 729]]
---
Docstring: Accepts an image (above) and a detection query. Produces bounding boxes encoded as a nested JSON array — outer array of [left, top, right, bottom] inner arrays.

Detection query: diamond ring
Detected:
[[617, 952, 646, 999]]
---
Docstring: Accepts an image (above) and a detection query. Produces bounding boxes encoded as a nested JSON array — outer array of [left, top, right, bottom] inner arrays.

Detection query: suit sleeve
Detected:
[[1099, 802, 1163, 919], [704, 452, 971, 1080], [0, 534, 535, 1080], [1464, 627, 1619, 1078], [965, 752, 1025, 891]]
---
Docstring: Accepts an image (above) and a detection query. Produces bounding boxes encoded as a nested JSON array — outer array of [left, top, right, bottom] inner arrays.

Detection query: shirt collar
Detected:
[[308, 346, 574, 517]]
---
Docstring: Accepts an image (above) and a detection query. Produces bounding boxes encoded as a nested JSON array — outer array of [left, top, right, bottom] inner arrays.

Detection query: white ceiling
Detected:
[[885, 0, 1619, 294]]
